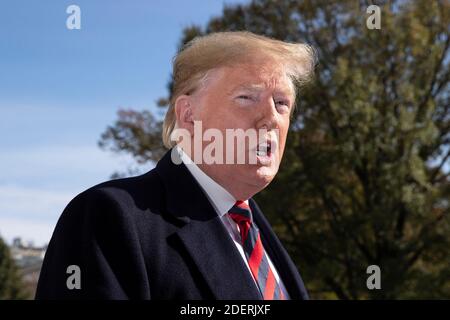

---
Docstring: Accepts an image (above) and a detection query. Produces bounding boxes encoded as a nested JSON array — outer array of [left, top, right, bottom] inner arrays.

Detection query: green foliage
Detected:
[[0, 236, 30, 299], [99, 0, 450, 298]]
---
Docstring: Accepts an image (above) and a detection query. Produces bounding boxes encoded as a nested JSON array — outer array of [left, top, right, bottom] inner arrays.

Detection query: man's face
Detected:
[[187, 60, 294, 199]]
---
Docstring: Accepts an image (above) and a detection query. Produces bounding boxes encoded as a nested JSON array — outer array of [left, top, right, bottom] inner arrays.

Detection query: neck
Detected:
[[197, 163, 258, 201]]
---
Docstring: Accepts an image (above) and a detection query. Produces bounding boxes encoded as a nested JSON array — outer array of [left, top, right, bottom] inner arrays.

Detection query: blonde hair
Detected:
[[162, 31, 317, 148]]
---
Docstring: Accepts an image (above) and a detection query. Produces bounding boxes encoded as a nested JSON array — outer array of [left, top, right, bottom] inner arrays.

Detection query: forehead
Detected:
[[209, 63, 295, 97]]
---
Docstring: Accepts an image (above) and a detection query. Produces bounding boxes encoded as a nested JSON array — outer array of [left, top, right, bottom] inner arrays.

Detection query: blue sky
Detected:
[[0, 0, 248, 246]]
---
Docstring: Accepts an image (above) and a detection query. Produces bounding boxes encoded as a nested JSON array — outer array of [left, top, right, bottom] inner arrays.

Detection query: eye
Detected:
[[238, 95, 254, 100], [274, 99, 291, 113], [275, 100, 289, 106], [235, 95, 257, 105]]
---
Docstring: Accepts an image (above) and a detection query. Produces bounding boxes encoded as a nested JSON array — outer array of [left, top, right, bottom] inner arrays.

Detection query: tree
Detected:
[[0, 236, 30, 299], [99, 0, 450, 299]]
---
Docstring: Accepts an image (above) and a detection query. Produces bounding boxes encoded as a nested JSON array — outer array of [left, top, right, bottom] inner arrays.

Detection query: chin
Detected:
[[253, 166, 277, 186]]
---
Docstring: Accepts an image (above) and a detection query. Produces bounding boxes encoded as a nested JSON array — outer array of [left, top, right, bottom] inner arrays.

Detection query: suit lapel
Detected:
[[176, 218, 262, 299], [156, 149, 261, 300]]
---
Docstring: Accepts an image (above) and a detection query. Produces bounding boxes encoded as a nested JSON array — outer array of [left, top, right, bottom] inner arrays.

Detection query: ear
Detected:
[[174, 94, 194, 134]]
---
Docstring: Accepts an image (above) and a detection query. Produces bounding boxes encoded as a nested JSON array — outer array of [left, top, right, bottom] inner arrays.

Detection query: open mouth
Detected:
[[256, 140, 273, 158]]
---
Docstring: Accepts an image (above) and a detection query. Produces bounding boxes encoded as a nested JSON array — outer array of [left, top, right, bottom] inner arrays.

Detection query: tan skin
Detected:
[[174, 59, 295, 201]]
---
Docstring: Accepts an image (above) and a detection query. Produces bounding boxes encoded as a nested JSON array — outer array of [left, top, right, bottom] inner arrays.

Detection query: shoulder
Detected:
[[74, 168, 162, 209], [56, 168, 166, 232], [38, 171, 164, 299]]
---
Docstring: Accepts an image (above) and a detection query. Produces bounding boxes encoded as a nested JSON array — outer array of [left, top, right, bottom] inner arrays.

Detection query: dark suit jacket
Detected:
[[35, 149, 308, 300]]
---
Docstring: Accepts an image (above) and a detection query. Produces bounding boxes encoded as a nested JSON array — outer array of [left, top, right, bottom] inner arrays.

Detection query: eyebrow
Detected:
[[229, 84, 264, 93], [230, 83, 294, 97]]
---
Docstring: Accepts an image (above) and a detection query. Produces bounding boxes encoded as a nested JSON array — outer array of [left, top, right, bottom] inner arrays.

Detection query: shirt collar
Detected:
[[176, 146, 242, 217]]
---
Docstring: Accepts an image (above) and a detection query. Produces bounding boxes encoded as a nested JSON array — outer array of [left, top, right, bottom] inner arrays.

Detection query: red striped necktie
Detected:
[[228, 200, 286, 300]]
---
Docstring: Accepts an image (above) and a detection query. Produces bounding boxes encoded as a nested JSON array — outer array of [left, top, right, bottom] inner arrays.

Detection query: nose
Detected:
[[255, 97, 278, 131]]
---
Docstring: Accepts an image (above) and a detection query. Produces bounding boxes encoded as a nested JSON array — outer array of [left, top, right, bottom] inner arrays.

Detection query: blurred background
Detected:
[[0, 0, 448, 299]]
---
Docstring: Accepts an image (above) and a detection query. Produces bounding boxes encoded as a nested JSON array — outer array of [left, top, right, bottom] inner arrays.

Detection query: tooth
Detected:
[[256, 149, 267, 156]]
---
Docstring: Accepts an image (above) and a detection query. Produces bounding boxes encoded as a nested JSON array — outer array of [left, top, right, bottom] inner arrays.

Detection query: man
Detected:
[[36, 31, 316, 300]]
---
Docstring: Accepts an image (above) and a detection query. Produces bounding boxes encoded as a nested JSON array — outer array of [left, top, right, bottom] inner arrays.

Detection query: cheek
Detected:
[[200, 110, 226, 130], [221, 113, 250, 130], [203, 103, 238, 127]]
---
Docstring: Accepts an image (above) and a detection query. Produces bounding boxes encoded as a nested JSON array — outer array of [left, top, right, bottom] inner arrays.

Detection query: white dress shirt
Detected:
[[176, 146, 289, 298]]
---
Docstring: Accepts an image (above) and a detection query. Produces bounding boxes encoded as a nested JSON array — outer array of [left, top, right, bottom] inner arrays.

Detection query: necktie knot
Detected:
[[228, 200, 253, 242], [228, 200, 252, 222]]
